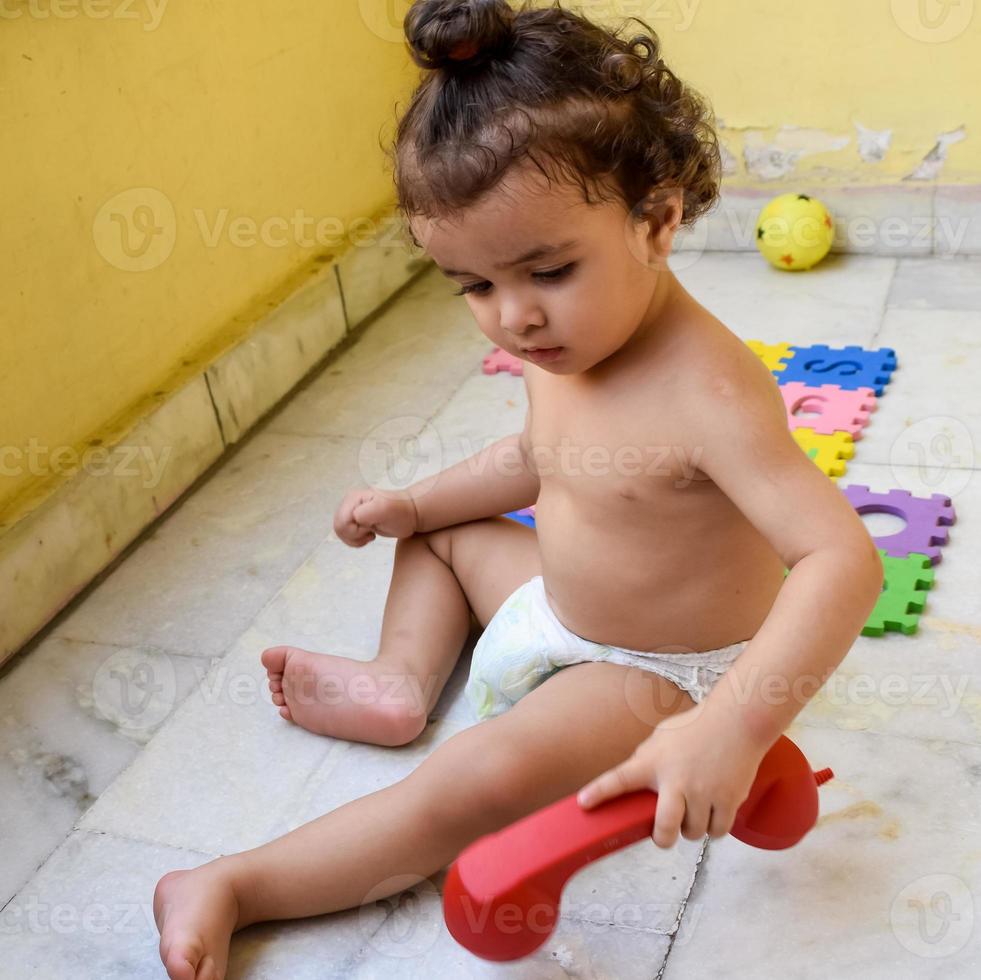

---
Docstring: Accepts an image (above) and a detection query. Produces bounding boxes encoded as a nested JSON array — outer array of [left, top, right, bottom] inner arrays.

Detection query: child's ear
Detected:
[[635, 186, 685, 267]]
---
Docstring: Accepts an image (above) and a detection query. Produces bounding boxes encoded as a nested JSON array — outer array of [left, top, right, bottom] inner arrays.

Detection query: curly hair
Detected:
[[386, 0, 721, 238]]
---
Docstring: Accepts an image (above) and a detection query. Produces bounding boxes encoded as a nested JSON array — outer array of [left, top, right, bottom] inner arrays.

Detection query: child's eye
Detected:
[[536, 262, 576, 283], [453, 262, 577, 297], [453, 281, 491, 297]]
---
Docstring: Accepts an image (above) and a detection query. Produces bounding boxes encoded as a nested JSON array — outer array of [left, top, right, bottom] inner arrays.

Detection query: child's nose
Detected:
[[498, 296, 545, 338]]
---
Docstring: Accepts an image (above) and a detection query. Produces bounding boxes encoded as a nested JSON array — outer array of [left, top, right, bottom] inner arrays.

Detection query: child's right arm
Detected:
[[409, 429, 540, 533], [333, 428, 540, 546]]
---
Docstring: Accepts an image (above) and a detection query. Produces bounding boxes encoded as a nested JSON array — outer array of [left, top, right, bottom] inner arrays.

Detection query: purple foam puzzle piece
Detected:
[[841, 484, 956, 565]]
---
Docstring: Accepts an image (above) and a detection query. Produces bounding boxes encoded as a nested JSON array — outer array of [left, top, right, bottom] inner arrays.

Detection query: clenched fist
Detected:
[[333, 487, 420, 547]]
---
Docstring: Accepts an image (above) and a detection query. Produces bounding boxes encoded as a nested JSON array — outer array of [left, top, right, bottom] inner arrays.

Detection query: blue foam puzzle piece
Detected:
[[777, 344, 897, 395], [503, 510, 536, 528]]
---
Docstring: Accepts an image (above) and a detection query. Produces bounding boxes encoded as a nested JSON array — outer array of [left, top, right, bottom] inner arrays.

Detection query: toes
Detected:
[[279, 706, 294, 722], [268, 678, 283, 694], [196, 954, 219, 980], [260, 646, 288, 674], [272, 692, 285, 707], [163, 940, 202, 980]]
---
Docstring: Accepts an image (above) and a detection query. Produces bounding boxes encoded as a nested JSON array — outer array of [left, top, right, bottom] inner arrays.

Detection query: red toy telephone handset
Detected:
[[443, 733, 833, 962]]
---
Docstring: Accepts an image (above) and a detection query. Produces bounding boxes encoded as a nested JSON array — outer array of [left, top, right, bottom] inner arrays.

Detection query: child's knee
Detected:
[[411, 723, 548, 833]]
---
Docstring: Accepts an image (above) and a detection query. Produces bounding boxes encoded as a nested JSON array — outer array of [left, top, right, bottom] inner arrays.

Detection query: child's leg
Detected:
[[262, 517, 541, 745], [155, 660, 697, 980]]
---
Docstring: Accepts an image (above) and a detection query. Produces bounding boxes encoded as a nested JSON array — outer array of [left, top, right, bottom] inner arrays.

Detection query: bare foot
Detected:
[[261, 646, 434, 745], [153, 860, 241, 980]]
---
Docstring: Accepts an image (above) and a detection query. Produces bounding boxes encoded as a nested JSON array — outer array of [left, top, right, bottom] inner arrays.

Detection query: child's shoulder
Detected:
[[666, 301, 784, 413]]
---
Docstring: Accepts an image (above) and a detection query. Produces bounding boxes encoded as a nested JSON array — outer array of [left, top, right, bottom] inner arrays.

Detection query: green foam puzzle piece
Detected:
[[862, 550, 934, 636], [782, 550, 935, 637]]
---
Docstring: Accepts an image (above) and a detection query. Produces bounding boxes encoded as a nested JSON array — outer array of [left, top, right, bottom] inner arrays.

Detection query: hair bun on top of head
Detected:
[[404, 0, 516, 71]]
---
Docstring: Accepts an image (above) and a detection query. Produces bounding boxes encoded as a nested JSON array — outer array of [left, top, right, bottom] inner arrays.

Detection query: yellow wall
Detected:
[[1, 0, 978, 517], [0, 0, 418, 517], [622, 0, 977, 183]]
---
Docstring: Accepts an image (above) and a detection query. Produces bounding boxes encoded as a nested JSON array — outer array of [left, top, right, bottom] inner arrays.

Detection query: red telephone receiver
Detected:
[[443, 733, 833, 961]]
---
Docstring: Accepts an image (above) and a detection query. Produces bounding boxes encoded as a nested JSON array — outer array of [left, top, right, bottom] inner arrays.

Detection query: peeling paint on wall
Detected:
[[719, 140, 739, 176], [717, 118, 971, 184], [742, 125, 851, 179], [904, 126, 967, 180], [854, 120, 892, 163]]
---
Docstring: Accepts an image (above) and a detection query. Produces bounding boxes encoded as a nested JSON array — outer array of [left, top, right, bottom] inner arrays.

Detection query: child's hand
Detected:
[[575, 704, 769, 848], [333, 487, 419, 547]]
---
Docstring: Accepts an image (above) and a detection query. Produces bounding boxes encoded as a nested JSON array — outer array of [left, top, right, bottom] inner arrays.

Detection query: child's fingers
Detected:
[[351, 499, 375, 527], [652, 789, 685, 848], [707, 804, 736, 839], [334, 491, 377, 544], [576, 758, 643, 809], [680, 796, 711, 841]]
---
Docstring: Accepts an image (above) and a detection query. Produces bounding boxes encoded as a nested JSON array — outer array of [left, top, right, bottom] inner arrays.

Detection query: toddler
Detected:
[[154, 2, 882, 976]]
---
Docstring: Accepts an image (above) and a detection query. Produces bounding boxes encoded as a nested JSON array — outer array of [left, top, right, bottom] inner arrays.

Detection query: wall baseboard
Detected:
[[676, 183, 981, 256], [0, 227, 429, 668]]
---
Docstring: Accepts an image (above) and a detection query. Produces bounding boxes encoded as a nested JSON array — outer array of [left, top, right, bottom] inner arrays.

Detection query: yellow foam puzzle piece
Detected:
[[792, 427, 855, 482], [746, 340, 795, 373]]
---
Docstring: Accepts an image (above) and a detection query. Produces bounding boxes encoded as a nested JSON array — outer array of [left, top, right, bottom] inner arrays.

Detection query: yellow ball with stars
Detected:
[[755, 193, 835, 271]]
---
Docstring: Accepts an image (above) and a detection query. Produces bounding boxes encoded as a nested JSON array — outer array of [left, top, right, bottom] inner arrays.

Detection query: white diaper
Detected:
[[464, 575, 750, 721]]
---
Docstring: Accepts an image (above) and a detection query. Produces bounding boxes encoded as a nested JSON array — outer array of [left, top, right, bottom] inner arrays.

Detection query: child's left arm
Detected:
[[577, 360, 883, 845]]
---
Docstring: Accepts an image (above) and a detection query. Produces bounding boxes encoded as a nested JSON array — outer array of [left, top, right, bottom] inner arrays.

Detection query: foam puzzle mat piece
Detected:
[[780, 382, 877, 438], [779, 344, 897, 396], [746, 340, 796, 374], [792, 428, 855, 481], [483, 347, 524, 376], [842, 485, 955, 564], [862, 551, 934, 636]]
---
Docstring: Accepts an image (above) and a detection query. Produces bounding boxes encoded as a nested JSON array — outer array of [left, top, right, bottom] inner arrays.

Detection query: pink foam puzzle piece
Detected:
[[780, 382, 877, 438], [482, 347, 524, 376]]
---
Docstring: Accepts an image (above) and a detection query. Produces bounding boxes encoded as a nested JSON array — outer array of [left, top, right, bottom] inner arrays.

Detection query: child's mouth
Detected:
[[524, 346, 564, 363]]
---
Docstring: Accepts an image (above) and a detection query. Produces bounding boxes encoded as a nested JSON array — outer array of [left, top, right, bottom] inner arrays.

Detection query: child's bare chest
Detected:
[[521, 365, 780, 650], [525, 370, 712, 517]]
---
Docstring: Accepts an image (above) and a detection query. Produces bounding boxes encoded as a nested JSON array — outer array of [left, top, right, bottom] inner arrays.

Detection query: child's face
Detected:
[[410, 162, 682, 376]]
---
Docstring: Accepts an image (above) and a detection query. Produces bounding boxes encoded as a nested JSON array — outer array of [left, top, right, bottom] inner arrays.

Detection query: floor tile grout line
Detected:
[[655, 836, 710, 980], [77, 825, 218, 859], [39, 634, 211, 661], [0, 826, 218, 916], [559, 910, 676, 937], [869, 256, 900, 348]]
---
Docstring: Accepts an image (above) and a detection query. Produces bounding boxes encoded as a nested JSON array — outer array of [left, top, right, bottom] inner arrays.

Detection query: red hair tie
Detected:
[[448, 40, 480, 61]]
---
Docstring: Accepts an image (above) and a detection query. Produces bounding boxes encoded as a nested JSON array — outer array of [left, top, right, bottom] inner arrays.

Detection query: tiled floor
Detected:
[[2, 251, 980, 978]]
